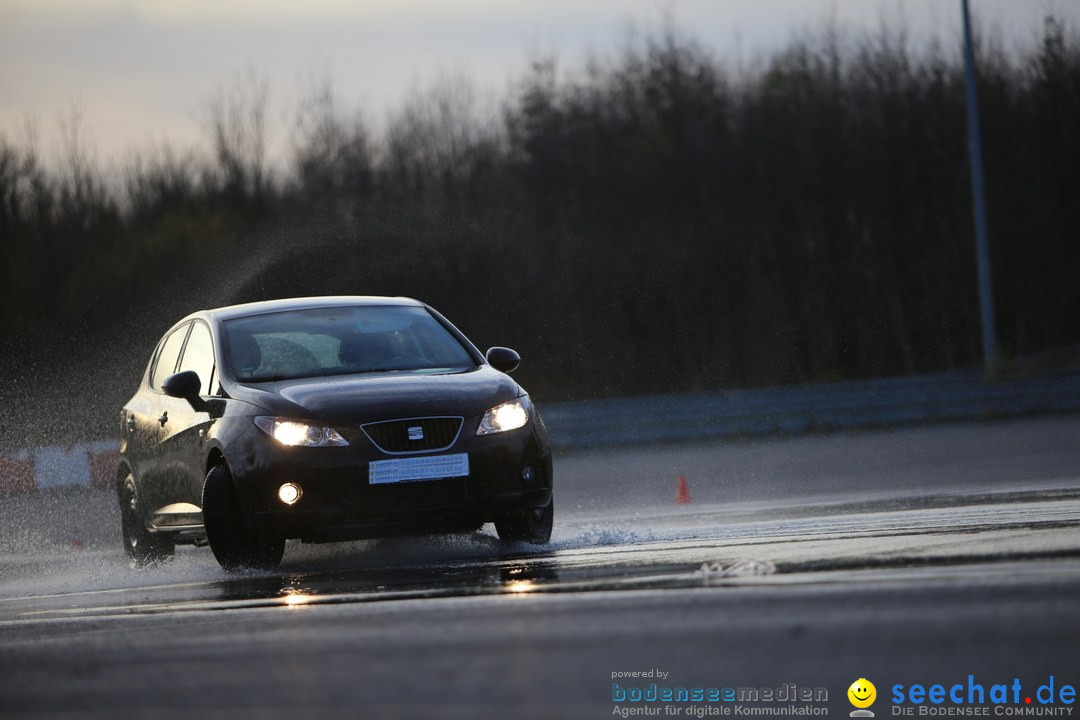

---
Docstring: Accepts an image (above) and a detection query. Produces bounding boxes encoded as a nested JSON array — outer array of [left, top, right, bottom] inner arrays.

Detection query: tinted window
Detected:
[[176, 321, 215, 396], [223, 305, 476, 382], [151, 323, 190, 390]]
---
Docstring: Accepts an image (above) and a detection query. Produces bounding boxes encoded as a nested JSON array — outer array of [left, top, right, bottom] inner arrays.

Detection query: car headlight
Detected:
[[254, 417, 349, 447], [476, 397, 530, 435]]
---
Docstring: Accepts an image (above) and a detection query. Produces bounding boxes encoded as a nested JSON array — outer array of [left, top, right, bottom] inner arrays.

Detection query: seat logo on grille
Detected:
[[407, 426, 424, 441]]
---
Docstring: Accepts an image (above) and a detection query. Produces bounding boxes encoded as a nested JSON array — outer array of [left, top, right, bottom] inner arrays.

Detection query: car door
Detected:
[[122, 342, 163, 486], [136, 322, 191, 514], [159, 320, 219, 507]]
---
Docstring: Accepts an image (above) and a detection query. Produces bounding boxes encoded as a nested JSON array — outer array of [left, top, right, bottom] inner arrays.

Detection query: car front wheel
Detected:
[[495, 499, 553, 545], [202, 464, 285, 571], [120, 474, 174, 567]]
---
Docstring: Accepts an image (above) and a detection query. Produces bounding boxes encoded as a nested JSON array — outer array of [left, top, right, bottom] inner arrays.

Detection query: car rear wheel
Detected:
[[120, 474, 174, 568], [202, 464, 285, 571], [495, 498, 553, 545]]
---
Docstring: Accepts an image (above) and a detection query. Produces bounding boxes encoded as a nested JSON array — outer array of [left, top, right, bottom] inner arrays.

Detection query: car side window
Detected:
[[176, 321, 216, 396], [150, 323, 190, 391]]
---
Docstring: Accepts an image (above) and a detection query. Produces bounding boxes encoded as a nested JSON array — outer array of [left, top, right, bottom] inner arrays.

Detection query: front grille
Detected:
[[361, 416, 464, 455]]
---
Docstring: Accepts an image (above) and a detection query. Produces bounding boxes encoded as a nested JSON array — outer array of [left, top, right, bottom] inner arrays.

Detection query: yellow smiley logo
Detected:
[[848, 678, 877, 709]]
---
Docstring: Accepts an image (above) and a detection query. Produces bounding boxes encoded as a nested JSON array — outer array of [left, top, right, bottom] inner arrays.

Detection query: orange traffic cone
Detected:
[[676, 475, 691, 504]]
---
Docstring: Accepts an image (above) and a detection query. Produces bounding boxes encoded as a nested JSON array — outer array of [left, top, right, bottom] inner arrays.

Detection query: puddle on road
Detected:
[[3, 488, 1080, 622]]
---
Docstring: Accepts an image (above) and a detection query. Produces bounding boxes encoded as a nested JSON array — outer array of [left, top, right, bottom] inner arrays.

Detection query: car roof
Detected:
[[197, 296, 425, 323]]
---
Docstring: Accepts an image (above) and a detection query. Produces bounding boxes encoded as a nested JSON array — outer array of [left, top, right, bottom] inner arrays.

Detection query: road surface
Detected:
[[2, 415, 1080, 719]]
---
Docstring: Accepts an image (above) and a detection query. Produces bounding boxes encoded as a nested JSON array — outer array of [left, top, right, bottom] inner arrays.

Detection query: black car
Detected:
[[117, 296, 553, 570]]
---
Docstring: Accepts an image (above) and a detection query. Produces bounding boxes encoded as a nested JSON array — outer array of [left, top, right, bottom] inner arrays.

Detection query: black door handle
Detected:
[[158, 412, 168, 426]]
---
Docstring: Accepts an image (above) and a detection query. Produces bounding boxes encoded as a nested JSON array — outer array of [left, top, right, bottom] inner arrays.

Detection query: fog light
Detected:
[[522, 466, 535, 483], [278, 483, 302, 505]]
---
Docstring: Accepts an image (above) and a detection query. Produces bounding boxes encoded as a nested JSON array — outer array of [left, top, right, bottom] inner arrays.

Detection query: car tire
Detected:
[[495, 498, 554, 545], [202, 464, 285, 571], [119, 474, 174, 568]]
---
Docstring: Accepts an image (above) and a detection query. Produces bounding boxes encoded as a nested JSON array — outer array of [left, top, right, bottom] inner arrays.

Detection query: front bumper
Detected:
[[227, 417, 552, 542]]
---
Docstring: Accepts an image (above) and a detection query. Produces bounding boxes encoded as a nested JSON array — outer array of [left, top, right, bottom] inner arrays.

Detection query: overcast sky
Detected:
[[2, 0, 1076, 167]]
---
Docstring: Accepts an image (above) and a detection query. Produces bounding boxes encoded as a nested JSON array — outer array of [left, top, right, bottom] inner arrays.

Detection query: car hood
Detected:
[[226, 366, 520, 423]]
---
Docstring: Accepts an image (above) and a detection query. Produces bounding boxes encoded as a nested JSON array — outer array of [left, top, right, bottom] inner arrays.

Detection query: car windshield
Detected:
[[222, 305, 477, 382]]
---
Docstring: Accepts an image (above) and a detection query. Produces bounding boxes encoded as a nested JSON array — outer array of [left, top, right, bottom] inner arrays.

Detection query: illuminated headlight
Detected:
[[476, 397, 530, 435], [254, 417, 349, 447]]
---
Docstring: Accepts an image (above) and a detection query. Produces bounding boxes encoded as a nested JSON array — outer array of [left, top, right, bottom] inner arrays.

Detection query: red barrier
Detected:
[[0, 454, 35, 497], [89, 449, 120, 490]]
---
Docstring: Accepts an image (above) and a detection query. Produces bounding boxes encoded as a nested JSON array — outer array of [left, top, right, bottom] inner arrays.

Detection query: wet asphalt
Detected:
[[2, 415, 1080, 718]]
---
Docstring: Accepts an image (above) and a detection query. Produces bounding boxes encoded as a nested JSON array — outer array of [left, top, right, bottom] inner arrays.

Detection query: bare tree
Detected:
[[205, 67, 271, 199], [56, 102, 97, 206], [384, 72, 495, 190], [292, 67, 372, 203]]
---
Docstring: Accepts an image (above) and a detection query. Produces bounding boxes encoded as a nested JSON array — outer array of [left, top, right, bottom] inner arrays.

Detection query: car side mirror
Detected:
[[162, 370, 208, 412], [485, 346, 521, 374]]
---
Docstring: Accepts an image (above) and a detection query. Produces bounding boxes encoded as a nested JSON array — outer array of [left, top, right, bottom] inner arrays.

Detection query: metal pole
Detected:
[[962, 0, 1000, 378]]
